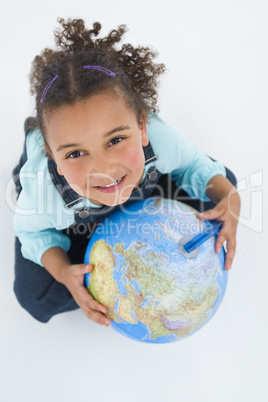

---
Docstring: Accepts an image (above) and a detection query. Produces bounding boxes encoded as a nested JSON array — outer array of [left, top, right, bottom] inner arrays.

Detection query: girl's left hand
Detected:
[[196, 192, 241, 271]]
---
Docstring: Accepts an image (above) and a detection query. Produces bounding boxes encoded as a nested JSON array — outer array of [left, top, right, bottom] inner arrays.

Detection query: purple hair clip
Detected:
[[40, 74, 59, 104], [83, 65, 116, 77], [40, 66, 115, 104]]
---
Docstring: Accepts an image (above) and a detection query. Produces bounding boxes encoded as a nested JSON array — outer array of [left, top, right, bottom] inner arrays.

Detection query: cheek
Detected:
[[61, 165, 85, 187], [64, 168, 87, 195], [123, 148, 144, 170]]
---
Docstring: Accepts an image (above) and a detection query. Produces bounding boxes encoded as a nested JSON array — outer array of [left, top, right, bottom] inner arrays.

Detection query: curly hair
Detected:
[[29, 18, 166, 136]]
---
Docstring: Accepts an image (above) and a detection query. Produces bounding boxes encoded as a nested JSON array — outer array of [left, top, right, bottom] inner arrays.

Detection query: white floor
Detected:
[[1, 1, 267, 401]]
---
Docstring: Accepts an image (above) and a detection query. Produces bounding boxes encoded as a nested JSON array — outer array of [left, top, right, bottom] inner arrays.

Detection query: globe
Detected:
[[84, 198, 227, 343]]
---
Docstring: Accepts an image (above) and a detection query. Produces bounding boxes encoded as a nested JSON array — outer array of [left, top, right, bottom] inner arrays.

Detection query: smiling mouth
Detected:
[[96, 177, 124, 188], [92, 175, 127, 194]]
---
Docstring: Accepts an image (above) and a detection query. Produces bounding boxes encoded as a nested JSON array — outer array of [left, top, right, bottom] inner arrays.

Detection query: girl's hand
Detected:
[[196, 191, 241, 271], [59, 263, 111, 327]]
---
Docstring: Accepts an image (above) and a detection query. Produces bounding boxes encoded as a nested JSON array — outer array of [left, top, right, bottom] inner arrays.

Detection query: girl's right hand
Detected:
[[59, 263, 111, 327]]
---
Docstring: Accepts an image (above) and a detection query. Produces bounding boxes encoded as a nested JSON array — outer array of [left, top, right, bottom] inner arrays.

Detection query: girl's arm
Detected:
[[147, 115, 227, 201], [205, 174, 238, 204], [197, 174, 241, 271], [41, 247, 111, 327]]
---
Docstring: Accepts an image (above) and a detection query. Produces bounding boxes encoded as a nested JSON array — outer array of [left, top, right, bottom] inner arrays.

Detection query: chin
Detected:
[[104, 198, 128, 207], [103, 193, 132, 207]]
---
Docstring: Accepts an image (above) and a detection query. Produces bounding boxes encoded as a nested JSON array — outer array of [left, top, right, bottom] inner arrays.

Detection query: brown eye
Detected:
[[67, 151, 84, 159], [109, 137, 123, 146]]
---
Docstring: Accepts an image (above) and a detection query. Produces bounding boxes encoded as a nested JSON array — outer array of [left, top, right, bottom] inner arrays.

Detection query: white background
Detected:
[[1, 1, 267, 401]]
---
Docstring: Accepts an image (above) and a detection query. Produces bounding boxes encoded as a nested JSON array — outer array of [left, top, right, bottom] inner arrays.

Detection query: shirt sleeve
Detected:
[[147, 114, 226, 201], [13, 130, 73, 266], [13, 222, 71, 267], [13, 192, 72, 266]]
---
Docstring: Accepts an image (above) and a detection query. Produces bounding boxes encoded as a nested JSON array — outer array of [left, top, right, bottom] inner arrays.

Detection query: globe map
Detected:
[[84, 198, 227, 343]]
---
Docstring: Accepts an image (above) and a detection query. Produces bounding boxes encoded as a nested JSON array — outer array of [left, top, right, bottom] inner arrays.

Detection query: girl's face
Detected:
[[44, 90, 149, 206]]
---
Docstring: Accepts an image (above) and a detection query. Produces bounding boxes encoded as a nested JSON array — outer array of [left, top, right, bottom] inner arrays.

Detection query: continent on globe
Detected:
[[84, 198, 227, 343]]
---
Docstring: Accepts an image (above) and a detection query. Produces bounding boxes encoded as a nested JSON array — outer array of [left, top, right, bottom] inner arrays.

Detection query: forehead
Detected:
[[43, 90, 139, 147]]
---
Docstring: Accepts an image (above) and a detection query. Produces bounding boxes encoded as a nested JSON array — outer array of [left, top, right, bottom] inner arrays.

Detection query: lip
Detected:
[[93, 175, 127, 193]]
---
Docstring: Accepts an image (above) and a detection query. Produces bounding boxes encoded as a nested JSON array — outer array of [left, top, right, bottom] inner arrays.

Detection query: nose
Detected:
[[88, 155, 117, 182]]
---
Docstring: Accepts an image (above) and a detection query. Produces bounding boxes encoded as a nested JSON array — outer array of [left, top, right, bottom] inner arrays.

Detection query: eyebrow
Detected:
[[56, 125, 131, 152]]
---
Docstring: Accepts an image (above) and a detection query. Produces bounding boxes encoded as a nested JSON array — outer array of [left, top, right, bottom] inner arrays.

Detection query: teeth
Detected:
[[99, 177, 122, 188]]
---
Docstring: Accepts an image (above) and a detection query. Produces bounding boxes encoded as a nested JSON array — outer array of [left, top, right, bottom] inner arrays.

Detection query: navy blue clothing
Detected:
[[13, 119, 237, 323]]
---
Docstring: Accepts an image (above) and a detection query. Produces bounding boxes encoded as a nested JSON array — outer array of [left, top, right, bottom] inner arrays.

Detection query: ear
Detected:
[[56, 165, 63, 176], [44, 143, 64, 176], [139, 111, 149, 147]]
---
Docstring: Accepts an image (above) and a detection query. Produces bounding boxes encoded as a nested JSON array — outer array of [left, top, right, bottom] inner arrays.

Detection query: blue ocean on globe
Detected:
[[84, 198, 227, 343]]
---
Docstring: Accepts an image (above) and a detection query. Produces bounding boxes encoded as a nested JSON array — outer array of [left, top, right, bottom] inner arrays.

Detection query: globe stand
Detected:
[[178, 237, 200, 259]]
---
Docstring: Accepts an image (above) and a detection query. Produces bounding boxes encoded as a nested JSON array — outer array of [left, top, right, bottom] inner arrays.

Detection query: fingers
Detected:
[[215, 227, 236, 270], [224, 238, 236, 271], [215, 230, 227, 254], [75, 263, 93, 276], [196, 198, 238, 271], [65, 263, 111, 326], [197, 207, 224, 221], [80, 287, 111, 327]]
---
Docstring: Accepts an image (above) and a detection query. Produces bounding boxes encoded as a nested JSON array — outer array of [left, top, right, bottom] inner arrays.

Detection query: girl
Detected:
[[13, 18, 240, 327]]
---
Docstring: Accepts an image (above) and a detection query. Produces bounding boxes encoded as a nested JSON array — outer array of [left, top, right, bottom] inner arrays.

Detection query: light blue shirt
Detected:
[[13, 114, 226, 266]]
